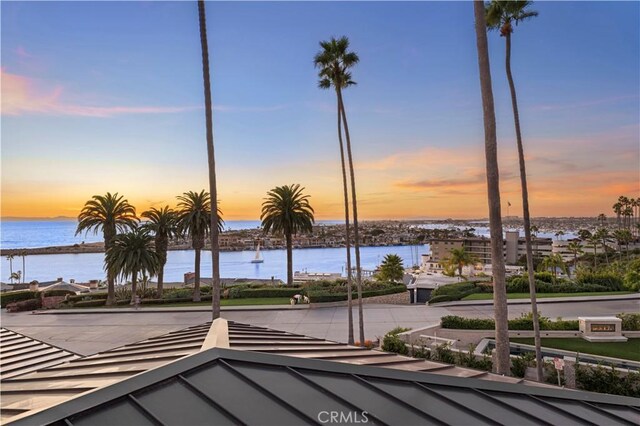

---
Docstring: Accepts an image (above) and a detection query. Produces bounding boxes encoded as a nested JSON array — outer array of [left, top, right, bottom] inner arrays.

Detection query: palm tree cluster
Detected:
[[76, 191, 223, 305], [612, 196, 639, 236]]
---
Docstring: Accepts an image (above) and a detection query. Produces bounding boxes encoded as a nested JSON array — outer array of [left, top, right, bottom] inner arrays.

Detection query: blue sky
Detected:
[[2, 1, 638, 219]]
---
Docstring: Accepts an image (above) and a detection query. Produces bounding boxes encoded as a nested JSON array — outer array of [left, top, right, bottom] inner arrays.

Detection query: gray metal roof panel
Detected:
[[7, 347, 639, 426]]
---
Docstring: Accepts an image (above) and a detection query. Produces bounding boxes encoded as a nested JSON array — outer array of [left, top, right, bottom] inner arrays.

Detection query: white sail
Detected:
[[251, 241, 264, 263]]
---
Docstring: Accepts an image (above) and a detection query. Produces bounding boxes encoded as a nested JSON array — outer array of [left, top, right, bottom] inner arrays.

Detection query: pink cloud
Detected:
[[1, 69, 199, 117], [16, 46, 33, 59]]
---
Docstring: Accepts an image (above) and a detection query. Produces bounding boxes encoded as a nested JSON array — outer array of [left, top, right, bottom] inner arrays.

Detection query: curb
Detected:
[[433, 294, 640, 308], [31, 306, 311, 315]]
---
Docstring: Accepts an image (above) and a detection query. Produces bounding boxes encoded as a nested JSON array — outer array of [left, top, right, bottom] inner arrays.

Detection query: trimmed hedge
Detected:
[[440, 315, 580, 331], [74, 299, 106, 307], [237, 288, 302, 299], [1, 291, 38, 308], [308, 285, 406, 303], [140, 298, 192, 305], [68, 292, 108, 302], [427, 295, 459, 305], [6, 298, 42, 312]]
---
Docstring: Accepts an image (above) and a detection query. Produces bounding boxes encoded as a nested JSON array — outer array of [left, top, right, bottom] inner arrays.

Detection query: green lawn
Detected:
[[462, 291, 633, 301], [510, 338, 640, 362]]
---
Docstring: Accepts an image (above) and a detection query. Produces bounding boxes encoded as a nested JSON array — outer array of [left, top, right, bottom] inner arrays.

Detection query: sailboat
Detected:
[[251, 241, 264, 263]]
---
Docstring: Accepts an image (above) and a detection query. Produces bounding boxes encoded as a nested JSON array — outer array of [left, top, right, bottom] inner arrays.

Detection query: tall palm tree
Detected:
[[474, 0, 510, 375], [197, 0, 222, 320], [6, 255, 14, 283], [76, 193, 138, 305], [597, 213, 607, 227], [588, 233, 600, 268], [141, 206, 177, 298], [566, 241, 584, 273], [485, 0, 541, 381], [19, 250, 26, 283], [314, 36, 365, 343], [314, 37, 358, 344], [446, 248, 475, 278], [595, 227, 611, 265], [539, 254, 567, 280], [261, 185, 315, 286], [176, 190, 223, 302], [106, 228, 160, 305]]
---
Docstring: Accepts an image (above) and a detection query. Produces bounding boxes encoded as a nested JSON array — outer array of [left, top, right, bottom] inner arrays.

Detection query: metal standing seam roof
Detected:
[[7, 347, 640, 426], [0, 328, 80, 381], [0, 320, 556, 423]]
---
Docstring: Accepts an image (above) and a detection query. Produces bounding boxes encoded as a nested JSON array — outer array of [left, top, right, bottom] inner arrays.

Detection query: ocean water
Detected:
[[0, 245, 429, 283], [0, 219, 343, 249]]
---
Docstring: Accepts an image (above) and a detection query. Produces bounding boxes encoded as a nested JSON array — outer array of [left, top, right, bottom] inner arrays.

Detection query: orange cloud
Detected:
[[1, 69, 199, 117]]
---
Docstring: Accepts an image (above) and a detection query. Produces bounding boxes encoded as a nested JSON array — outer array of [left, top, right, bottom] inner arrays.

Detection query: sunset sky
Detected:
[[2, 1, 638, 220]]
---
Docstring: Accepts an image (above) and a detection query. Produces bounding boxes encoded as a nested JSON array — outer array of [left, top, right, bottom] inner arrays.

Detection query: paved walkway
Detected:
[[2, 297, 637, 356]]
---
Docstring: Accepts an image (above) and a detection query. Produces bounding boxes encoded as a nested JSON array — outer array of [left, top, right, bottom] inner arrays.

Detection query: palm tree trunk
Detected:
[[130, 271, 138, 305], [286, 232, 293, 286], [194, 247, 201, 302], [337, 93, 355, 345], [22, 255, 25, 283], [157, 264, 164, 299], [337, 88, 364, 344], [505, 32, 543, 381], [198, 0, 221, 319], [104, 231, 115, 306], [474, 0, 510, 375]]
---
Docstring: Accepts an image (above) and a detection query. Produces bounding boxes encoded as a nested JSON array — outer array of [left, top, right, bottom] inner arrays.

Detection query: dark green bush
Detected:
[[441, 314, 579, 331], [74, 299, 106, 307], [433, 343, 456, 364], [534, 272, 554, 283], [576, 363, 640, 397], [6, 298, 41, 312], [238, 288, 302, 299], [511, 353, 535, 378], [1, 291, 38, 307], [441, 315, 495, 330], [381, 327, 411, 355], [427, 295, 459, 304], [68, 292, 108, 302], [140, 298, 192, 305], [576, 272, 623, 290], [308, 285, 406, 303], [618, 313, 640, 331]]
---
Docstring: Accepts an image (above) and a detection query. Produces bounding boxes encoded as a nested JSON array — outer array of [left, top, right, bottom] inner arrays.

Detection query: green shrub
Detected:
[[412, 345, 431, 360], [427, 295, 459, 304], [431, 281, 476, 297], [74, 299, 106, 307], [440, 314, 579, 331], [307, 285, 406, 303], [534, 272, 554, 283], [1, 291, 38, 308], [511, 352, 535, 378], [576, 272, 623, 290], [238, 288, 302, 299], [6, 298, 41, 312], [576, 363, 640, 397], [381, 327, 411, 355], [433, 343, 456, 364], [457, 346, 492, 372], [617, 313, 640, 331], [141, 298, 192, 305], [441, 315, 495, 330], [68, 292, 108, 302], [163, 288, 193, 299]]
